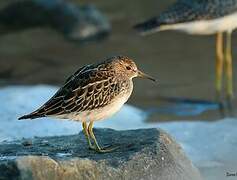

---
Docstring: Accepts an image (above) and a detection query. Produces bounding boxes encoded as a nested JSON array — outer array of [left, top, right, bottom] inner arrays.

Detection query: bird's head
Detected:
[[108, 56, 156, 81]]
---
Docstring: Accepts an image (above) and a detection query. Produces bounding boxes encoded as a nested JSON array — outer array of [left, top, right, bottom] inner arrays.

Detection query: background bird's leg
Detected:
[[82, 121, 95, 150], [225, 31, 234, 111], [88, 121, 115, 153], [215, 32, 224, 101], [216, 32, 225, 114]]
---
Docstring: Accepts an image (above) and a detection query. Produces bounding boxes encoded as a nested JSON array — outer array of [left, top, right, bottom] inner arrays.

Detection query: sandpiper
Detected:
[[18, 56, 155, 153], [134, 0, 237, 107]]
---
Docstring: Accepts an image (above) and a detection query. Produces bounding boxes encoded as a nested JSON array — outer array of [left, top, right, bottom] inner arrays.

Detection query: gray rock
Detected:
[[0, 0, 111, 42], [0, 128, 202, 180]]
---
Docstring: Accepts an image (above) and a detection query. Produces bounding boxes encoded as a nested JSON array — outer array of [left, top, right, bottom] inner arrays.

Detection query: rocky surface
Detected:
[[0, 128, 202, 180], [0, 0, 111, 42]]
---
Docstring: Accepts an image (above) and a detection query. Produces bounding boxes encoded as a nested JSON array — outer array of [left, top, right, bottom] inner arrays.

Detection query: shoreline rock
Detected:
[[0, 0, 111, 42], [0, 128, 202, 180]]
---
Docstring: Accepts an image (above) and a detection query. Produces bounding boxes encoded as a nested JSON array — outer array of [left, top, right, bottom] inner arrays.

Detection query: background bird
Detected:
[[134, 0, 237, 110], [18, 56, 155, 153]]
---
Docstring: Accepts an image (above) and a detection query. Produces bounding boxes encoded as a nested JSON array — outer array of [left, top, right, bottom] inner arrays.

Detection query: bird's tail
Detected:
[[18, 112, 45, 120], [133, 17, 163, 35]]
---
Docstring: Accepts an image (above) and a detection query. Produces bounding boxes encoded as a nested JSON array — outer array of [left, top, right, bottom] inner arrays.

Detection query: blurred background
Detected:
[[1, 0, 237, 120], [0, 0, 237, 180]]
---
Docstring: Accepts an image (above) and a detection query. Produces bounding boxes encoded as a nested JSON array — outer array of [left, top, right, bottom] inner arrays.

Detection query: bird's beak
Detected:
[[137, 70, 156, 82]]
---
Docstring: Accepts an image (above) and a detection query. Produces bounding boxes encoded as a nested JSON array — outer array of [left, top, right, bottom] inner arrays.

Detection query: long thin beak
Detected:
[[137, 70, 156, 82]]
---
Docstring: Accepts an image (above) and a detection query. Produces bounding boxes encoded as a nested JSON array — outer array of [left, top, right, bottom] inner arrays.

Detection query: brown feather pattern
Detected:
[[18, 56, 133, 120]]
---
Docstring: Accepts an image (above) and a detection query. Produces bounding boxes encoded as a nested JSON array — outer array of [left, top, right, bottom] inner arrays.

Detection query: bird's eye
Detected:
[[126, 66, 131, 70]]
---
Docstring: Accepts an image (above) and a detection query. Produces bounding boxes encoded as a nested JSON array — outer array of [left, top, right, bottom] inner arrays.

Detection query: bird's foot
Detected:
[[89, 145, 118, 153]]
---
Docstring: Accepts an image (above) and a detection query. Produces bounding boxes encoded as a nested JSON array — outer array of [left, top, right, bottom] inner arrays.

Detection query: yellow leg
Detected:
[[82, 121, 95, 150], [88, 121, 116, 153], [215, 32, 224, 100], [225, 31, 234, 101]]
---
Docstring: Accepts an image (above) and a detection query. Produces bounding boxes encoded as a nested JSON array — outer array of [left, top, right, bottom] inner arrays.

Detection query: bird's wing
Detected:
[[157, 0, 199, 24], [134, 1, 200, 33], [134, 0, 237, 33], [177, 0, 237, 22], [19, 64, 120, 120]]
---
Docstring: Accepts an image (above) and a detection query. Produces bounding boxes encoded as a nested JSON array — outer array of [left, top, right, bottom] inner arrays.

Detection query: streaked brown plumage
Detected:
[[19, 55, 156, 153]]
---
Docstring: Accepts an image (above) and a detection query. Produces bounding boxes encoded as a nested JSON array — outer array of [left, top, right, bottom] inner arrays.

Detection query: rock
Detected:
[[0, 0, 111, 42], [0, 128, 202, 180]]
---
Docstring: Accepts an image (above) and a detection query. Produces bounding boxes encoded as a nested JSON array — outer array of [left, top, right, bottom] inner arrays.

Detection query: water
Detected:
[[0, 0, 236, 121], [0, 1, 237, 179], [0, 85, 237, 180]]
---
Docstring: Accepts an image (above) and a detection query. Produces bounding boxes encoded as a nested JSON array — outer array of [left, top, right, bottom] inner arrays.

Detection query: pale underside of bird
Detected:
[[134, 0, 236, 110], [18, 56, 155, 153], [135, 0, 237, 35], [56, 83, 133, 122], [156, 12, 237, 35]]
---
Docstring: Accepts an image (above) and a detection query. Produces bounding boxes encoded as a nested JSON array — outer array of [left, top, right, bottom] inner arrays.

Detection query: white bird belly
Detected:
[[56, 85, 133, 122], [160, 11, 237, 35], [81, 93, 131, 122]]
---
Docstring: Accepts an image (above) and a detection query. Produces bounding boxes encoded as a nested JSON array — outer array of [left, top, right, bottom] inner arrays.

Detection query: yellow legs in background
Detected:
[[82, 121, 117, 153], [216, 32, 225, 114], [225, 31, 234, 109], [215, 31, 234, 114], [216, 32, 224, 100]]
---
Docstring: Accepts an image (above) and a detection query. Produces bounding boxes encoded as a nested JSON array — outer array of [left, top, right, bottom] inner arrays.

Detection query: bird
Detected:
[[134, 0, 237, 108], [18, 56, 156, 153]]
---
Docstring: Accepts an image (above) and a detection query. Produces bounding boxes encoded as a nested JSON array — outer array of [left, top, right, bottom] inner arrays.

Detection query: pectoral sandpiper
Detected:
[[134, 0, 237, 108], [19, 56, 155, 153]]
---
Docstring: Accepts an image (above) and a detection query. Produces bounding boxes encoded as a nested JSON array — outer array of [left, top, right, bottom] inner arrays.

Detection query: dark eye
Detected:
[[126, 66, 131, 70]]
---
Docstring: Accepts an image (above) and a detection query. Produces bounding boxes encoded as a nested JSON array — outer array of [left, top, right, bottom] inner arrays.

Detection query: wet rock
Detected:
[[21, 139, 32, 147], [0, 0, 111, 42], [0, 128, 202, 180]]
